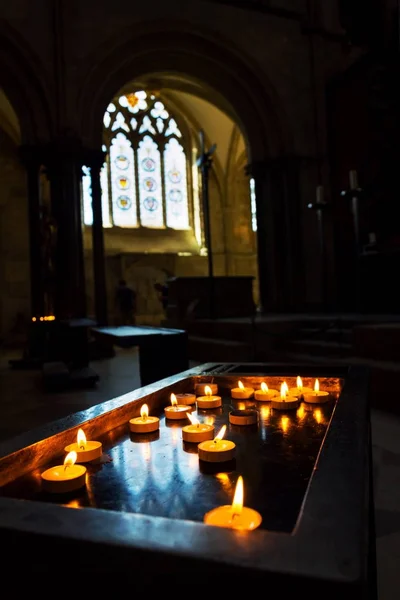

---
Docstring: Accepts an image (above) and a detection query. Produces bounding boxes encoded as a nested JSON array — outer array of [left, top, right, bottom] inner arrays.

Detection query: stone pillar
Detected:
[[18, 145, 44, 318], [43, 138, 86, 320], [246, 158, 304, 312], [85, 149, 108, 325]]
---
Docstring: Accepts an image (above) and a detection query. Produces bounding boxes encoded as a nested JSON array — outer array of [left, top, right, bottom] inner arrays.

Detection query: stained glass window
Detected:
[[82, 90, 197, 235], [250, 177, 257, 232], [164, 138, 189, 229]]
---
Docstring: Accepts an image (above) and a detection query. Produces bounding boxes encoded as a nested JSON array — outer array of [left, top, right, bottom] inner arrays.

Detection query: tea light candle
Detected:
[[41, 451, 86, 494], [229, 409, 258, 426], [204, 476, 262, 531], [196, 385, 222, 409], [129, 403, 160, 433], [231, 380, 254, 399], [182, 412, 215, 443], [195, 382, 218, 396], [64, 428, 102, 463], [303, 379, 331, 404], [164, 393, 192, 420], [198, 425, 236, 462], [254, 381, 279, 401], [288, 376, 313, 398], [271, 382, 300, 411], [174, 393, 196, 406]]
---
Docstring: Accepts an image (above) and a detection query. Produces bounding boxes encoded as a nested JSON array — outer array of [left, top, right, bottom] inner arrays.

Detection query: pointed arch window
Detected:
[[82, 91, 192, 231]]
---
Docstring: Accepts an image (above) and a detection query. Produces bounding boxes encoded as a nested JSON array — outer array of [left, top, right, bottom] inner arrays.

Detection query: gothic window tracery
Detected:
[[82, 91, 191, 231]]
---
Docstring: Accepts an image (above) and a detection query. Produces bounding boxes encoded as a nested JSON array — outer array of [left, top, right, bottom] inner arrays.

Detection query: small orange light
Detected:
[[297, 376, 302, 389], [140, 404, 149, 420], [64, 451, 77, 469], [205, 385, 212, 397], [261, 382, 268, 393], [238, 381, 245, 390], [214, 425, 226, 442], [170, 393, 177, 406], [314, 379, 320, 393]]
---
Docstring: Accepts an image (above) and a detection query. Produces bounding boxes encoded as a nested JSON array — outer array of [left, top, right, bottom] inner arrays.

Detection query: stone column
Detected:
[[43, 138, 87, 320], [18, 145, 44, 318], [85, 149, 108, 325], [246, 158, 304, 312]]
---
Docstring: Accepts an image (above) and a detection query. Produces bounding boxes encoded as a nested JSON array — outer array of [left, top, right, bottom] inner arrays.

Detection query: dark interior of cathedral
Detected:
[[0, 0, 399, 592]]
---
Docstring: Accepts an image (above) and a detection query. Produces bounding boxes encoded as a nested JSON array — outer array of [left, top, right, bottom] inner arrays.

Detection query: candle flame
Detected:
[[140, 404, 149, 420], [214, 424, 226, 442], [282, 381, 289, 394], [64, 451, 77, 468], [280, 382, 288, 400], [297, 376, 302, 389], [170, 393, 177, 406], [186, 412, 199, 426], [314, 379, 320, 393], [238, 380, 244, 390], [261, 382, 268, 393], [205, 385, 212, 397], [77, 428, 86, 449], [231, 475, 244, 517]]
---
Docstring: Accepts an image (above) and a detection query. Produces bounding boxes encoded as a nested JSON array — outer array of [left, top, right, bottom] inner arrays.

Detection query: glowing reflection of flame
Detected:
[[314, 408, 322, 424], [297, 405, 305, 420], [281, 416, 289, 433]]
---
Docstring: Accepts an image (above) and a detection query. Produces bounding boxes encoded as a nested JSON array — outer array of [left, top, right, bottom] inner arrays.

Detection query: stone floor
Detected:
[[0, 346, 399, 596]]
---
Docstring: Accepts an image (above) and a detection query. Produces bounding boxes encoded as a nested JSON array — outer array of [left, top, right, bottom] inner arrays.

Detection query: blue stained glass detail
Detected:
[[115, 155, 129, 170], [142, 177, 157, 192], [141, 157, 156, 172], [116, 175, 130, 190], [143, 196, 159, 212], [168, 168, 181, 183], [117, 196, 132, 210], [169, 189, 183, 203]]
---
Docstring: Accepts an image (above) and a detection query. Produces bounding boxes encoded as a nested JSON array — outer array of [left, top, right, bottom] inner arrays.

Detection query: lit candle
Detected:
[[64, 428, 102, 463], [164, 393, 192, 420], [229, 409, 258, 426], [203, 475, 262, 531], [254, 381, 279, 401], [195, 382, 218, 396], [231, 380, 254, 399], [196, 385, 222, 409], [288, 376, 313, 398], [174, 393, 196, 406], [182, 412, 215, 443], [270, 382, 300, 411], [303, 379, 331, 404], [41, 451, 87, 494], [129, 403, 160, 433], [198, 425, 236, 462]]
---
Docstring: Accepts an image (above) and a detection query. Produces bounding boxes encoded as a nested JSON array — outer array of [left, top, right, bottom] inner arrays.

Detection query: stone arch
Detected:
[[78, 21, 292, 161], [0, 21, 53, 143]]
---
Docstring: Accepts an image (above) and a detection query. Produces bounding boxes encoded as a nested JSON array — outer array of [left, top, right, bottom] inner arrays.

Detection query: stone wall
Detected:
[[0, 130, 29, 341]]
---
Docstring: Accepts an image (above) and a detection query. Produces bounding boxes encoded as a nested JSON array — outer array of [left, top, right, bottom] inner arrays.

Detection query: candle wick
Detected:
[[213, 438, 219, 444], [197, 423, 200, 429], [79, 444, 85, 450], [64, 464, 70, 472]]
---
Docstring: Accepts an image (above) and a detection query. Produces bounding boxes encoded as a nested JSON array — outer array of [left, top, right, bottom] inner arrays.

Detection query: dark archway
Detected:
[[0, 22, 53, 143], [77, 21, 292, 161]]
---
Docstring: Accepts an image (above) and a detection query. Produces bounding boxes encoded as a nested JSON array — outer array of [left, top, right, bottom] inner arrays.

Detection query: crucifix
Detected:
[[196, 130, 217, 318]]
